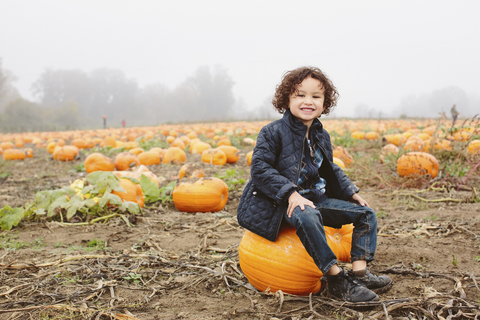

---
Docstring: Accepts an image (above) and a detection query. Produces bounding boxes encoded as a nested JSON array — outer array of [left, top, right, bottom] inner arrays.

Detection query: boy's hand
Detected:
[[287, 191, 315, 218], [350, 193, 369, 207]]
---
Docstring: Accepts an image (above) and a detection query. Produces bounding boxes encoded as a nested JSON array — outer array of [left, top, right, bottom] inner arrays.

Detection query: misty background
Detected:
[[1, 0, 479, 132]]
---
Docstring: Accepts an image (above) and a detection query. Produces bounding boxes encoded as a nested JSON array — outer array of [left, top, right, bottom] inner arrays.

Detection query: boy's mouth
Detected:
[[301, 108, 314, 112]]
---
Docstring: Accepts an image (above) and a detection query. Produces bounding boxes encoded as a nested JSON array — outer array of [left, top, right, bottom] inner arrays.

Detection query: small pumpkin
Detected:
[[246, 150, 253, 166], [467, 140, 480, 154], [178, 163, 204, 179], [112, 178, 145, 208], [365, 131, 379, 140], [217, 146, 240, 163], [2, 149, 26, 160], [216, 138, 232, 147], [138, 151, 161, 165], [332, 157, 345, 169], [0, 141, 14, 150], [201, 148, 227, 165], [170, 138, 186, 149], [172, 177, 228, 212], [332, 146, 354, 166], [46, 142, 57, 154], [351, 131, 365, 139], [163, 147, 186, 164], [191, 141, 212, 154], [102, 136, 117, 148], [53, 145, 79, 161], [397, 152, 439, 179], [404, 136, 425, 152], [84, 153, 115, 173], [71, 138, 88, 149], [129, 147, 144, 155], [24, 148, 34, 158], [114, 152, 140, 171]]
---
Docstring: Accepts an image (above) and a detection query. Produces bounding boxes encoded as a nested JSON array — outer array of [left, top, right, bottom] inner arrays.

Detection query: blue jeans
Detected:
[[283, 197, 377, 274]]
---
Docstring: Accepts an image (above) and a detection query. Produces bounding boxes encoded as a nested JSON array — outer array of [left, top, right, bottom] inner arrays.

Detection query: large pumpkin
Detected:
[[238, 224, 353, 296], [397, 152, 439, 179], [112, 178, 145, 208], [332, 146, 353, 166], [172, 177, 228, 212], [84, 153, 115, 173], [467, 140, 480, 154]]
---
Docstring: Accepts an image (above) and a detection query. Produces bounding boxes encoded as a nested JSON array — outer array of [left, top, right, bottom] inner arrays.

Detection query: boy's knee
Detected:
[[292, 206, 322, 224]]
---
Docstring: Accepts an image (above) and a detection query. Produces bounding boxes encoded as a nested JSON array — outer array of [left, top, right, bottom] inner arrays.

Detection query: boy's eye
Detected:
[[297, 94, 305, 97]]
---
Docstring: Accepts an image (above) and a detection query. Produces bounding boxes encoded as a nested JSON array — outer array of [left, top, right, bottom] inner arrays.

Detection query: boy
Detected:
[[237, 66, 392, 302]]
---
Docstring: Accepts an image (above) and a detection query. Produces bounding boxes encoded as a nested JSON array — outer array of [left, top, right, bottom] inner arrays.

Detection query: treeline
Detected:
[[0, 60, 239, 133]]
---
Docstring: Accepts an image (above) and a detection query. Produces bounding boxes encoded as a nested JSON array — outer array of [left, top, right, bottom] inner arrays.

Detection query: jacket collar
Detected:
[[282, 109, 324, 137]]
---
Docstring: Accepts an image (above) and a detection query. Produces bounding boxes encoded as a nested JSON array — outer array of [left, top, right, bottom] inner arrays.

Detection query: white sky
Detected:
[[1, 0, 479, 117]]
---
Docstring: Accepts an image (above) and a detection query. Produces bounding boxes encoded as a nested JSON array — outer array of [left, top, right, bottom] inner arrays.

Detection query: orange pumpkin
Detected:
[[351, 131, 365, 139], [129, 147, 144, 155], [2, 149, 26, 160], [71, 138, 88, 149], [238, 224, 353, 296], [112, 178, 145, 208], [24, 148, 34, 158], [52, 145, 79, 161], [46, 142, 57, 154], [84, 153, 115, 173], [382, 143, 399, 155], [332, 146, 354, 166], [365, 131, 379, 140], [216, 138, 232, 147], [170, 138, 186, 150], [246, 150, 253, 166], [404, 136, 425, 152], [102, 136, 117, 148], [114, 152, 140, 171], [397, 152, 439, 179], [201, 148, 227, 165], [0, 141, 14, 150], [163, 147, 186, 164], [138, 151, 161, 165], [467, 140, 480, 154], [178, 163, 204, 179], [191, 141, 212, 154], [332, 157, 345, 169], [172, 177, 228, 212], [325, 224, 353, 262], [217, 146, 240, 163]]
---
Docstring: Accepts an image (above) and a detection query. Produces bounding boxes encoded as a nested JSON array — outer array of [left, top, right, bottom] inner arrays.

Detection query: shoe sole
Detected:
[[371, 280, 393, 294]]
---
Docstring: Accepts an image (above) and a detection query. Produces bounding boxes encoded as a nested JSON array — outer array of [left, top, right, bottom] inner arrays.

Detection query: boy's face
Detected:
[[288, 76, 325, 128]]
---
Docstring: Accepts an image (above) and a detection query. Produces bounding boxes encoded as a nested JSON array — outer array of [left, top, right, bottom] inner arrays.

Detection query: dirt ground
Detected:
[[0, 145, 479, 320]]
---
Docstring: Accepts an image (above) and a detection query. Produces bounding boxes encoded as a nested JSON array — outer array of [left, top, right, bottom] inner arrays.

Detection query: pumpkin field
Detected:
[[0, 116, 479, 320]]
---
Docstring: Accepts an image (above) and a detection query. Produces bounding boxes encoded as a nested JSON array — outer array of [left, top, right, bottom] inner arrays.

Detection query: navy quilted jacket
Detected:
[[237, 109, 359, 241]]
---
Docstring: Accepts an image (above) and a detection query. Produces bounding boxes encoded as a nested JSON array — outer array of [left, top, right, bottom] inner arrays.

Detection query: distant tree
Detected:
[[88, 68, 139, 123], [0, 98, 42, 132], [170, 65, 235, 122], [32, 68, 91, 109], [138, 83, 171, 125], [0, 58, 20, 113]]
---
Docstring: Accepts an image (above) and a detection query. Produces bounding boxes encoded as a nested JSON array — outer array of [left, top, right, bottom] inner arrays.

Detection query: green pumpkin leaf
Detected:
[[0, 205, 25, 231], [140, 174, 160, 203]]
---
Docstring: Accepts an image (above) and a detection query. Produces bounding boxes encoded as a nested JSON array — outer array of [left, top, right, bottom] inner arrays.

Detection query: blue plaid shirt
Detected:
[[297, 137, 327, 202]]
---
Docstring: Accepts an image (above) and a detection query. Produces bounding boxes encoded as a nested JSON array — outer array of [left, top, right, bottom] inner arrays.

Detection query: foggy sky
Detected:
[[1, 0, 479, 118]]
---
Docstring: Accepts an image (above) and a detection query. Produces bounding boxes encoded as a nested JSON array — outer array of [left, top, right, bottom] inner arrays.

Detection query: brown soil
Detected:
[[1, 146, 479, 320]]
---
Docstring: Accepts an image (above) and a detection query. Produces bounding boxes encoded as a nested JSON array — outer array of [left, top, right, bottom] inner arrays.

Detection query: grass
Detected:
[[0, 235, 46, 250]]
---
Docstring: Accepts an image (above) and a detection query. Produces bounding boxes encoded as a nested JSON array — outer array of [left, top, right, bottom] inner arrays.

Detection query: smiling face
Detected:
[[288, 76, 325, 128]]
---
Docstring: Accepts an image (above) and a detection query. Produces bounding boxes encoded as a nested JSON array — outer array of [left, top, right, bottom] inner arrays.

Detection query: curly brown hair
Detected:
[[271, 66, 339, 116]]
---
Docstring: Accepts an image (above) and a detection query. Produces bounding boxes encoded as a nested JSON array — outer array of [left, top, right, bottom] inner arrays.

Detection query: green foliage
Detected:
[[215, 168, 246, 191], [137, 137, 169, 150], [86, 238, 107, 250], [0, 235, 45, 250], [140, 174, 161, 204], [80, 145, 125, 157], [0, 205, 25, 231], [122, 272, 142, 284], [452, 254, 458, 266], [330, 131, 360, 148], [159, 181, 177, 204], [424, 215, 438, 221]]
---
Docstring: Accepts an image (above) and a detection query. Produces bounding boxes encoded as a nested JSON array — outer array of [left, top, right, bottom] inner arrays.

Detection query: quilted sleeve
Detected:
[[250, 125, 297, 204]]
